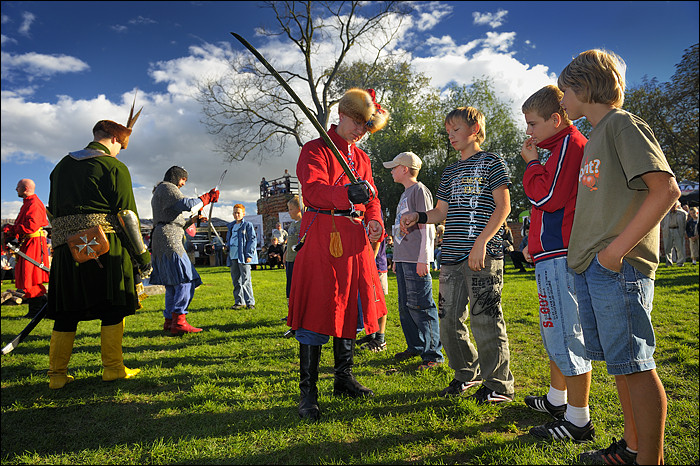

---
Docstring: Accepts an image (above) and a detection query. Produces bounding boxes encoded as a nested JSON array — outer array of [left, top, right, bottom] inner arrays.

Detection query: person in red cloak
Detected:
[[288, 88, 389, 420], [2, 178, 50, 318]]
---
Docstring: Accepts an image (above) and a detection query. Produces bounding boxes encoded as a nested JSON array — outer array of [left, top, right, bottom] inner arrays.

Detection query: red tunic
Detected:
[[8, 194, 50, 297], [288, 125, 387, 338]]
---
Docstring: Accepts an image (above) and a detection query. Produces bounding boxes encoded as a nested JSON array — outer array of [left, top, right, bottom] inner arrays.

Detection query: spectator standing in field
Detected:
[[226, 204, 258, 310], [401, 106, 515, 404], [518, 85, 594, 443], [272, 222, 288, 245], [385, 151, 443, 370], [686, 206, 698, 265], [661, 200, 687, 266], [559, 49, 680, 465]]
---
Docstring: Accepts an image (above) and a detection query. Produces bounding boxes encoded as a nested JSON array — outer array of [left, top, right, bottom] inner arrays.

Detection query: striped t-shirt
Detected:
[[436, 151, 511, 265]]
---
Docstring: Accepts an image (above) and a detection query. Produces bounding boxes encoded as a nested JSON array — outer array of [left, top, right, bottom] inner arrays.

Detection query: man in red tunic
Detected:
[[2, 179, 50, 318], [288, 88, 389, 420]]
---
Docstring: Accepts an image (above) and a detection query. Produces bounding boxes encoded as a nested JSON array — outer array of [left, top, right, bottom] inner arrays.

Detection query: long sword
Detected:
[[207, 169, 227, 243], [230, 32, 358, 184], [1, 302, 48, 355], [5, 243, 50, 273]]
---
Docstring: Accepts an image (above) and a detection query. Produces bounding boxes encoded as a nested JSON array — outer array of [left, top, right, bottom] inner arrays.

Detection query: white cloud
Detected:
[[472, 9, 508, 28], [1, 51, 89, 81], [19, 12, 35, 36], [129, 16, 157, 26], [414, 2, 453, 31]]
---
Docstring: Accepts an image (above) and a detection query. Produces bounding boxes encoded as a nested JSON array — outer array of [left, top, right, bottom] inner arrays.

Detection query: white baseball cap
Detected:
[[383, 151, 422, 170]]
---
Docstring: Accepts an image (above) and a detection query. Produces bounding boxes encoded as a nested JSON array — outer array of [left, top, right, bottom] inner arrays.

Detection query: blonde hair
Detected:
[[287, 195, 303, 210], [558, 49, 626, 108], [445, 107, 486, 144], [522, 85, 572, 125]]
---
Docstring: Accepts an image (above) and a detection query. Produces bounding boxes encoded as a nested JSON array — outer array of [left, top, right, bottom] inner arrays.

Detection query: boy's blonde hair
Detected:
[[445, 107, 486, 144], [557, 49, 626, 108], [287, 194, 303, 210], [522, 85, 572, 125]]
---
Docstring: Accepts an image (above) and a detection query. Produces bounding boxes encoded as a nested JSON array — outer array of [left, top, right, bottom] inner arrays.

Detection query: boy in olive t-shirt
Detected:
[[558, 49, 680, 465]]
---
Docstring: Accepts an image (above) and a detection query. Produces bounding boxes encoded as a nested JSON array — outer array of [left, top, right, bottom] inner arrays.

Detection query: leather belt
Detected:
[[306, 207, 364, 218]]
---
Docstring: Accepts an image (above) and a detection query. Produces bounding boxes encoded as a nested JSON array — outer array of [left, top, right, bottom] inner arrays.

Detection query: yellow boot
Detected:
[[101, 319, 140, 381], [48, 330, 76, 389]]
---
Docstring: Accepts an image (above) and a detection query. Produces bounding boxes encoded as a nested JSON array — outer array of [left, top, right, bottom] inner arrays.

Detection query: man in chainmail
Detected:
[[149, 166, 219, 334]]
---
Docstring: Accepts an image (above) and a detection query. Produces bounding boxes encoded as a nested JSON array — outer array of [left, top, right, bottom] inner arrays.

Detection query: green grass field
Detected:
[[1, 262, 698, 465]]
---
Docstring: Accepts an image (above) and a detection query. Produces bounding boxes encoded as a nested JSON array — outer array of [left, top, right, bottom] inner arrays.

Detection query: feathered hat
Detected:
[[338, 88, 389, 133], [92, 93, 143, 149]]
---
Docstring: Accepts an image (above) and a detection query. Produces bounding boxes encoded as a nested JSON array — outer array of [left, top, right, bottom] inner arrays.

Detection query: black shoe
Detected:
[[530, 418, 595, 443], [393, 350, 420, 362], [333, 337, 373, 398], [247, 304, 255, 309], [356, 333, 376, 346], [470, 384, 513, 404], [524, 394, 566, 419], [578, 438, 637, 464], [438, 378, 481, 397]]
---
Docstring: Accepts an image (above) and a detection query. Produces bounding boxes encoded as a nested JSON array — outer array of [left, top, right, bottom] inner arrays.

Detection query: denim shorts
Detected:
[[574, 254, 656, 375], [535, 257, 591, 376]]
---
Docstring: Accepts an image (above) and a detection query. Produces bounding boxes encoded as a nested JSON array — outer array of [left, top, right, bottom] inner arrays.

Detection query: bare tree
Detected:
[[197, 1, 410, 162]]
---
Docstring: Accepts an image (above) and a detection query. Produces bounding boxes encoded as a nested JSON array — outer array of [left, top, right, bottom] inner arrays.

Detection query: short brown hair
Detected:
[[557, 49, 626, 108], [522, 85, 572, 125], [445, 107, 486, 144], [287, 195, 303, 210]]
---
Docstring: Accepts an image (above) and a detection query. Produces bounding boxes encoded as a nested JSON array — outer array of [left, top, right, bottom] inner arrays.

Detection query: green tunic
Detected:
[[47, 143, 142, 322]]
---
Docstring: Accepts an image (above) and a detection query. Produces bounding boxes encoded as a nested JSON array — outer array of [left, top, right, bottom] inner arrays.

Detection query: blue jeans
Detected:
[[535, 257, 591, 377], [396, 262, 443, 363], [230, 260, 255, 306], [164, 282, 196, 318], [575, 254, 657, 375]]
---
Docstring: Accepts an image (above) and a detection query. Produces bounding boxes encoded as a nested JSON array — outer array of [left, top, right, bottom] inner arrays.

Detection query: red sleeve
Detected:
[[297, 139, 353, 211], [523, 134, 586, 213]]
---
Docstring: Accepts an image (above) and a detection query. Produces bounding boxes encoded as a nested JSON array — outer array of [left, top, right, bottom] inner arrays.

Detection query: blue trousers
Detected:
[[164, 282, 196, 318]]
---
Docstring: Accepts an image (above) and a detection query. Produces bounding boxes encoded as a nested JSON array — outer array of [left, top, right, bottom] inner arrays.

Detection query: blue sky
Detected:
[[2, 1, 698, 222]]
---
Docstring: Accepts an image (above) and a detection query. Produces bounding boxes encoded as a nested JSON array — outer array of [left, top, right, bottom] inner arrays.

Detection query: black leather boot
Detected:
[[24, 294, 48, 319], [333, 337, 374, 398], [298, 343, 322, 420]]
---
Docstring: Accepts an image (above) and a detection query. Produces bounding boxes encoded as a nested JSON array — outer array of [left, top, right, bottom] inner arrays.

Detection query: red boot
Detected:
[[163, 318, 172, 332], [170, 313, 202, 335]]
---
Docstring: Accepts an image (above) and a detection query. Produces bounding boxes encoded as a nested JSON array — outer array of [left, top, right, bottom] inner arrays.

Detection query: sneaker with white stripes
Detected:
[[524, 394, 567, 419], [530, 418, 595, 443], [470, 384, 514, 404]]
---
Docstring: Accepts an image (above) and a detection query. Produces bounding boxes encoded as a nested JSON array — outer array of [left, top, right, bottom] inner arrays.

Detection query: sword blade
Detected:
[[230, 32, 358, 184], [1, 303, 48, 355]]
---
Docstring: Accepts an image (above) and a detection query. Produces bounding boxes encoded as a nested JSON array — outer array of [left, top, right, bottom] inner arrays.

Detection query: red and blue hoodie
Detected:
[[523, 125, 587, 264]]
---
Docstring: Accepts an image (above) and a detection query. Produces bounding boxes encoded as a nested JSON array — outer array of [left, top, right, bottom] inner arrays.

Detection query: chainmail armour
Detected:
[[150, 182, 189, 259]]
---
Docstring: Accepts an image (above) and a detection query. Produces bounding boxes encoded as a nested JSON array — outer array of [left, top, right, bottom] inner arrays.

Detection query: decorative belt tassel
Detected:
[[329, 211, 343, 258]]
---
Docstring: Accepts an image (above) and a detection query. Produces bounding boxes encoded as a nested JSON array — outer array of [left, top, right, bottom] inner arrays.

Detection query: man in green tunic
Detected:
[[46, 110, 150, 389]]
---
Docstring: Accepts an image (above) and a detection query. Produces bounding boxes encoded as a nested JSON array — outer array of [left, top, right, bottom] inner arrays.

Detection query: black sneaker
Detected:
[[356, 333, 376, 346], [578, 438, 637, 465], [530, 418, 595, 443], [524, 394, 567, 419], [470, 384, 513, 404], [438, 378, 481, 397], [394, 350, 420, 361]]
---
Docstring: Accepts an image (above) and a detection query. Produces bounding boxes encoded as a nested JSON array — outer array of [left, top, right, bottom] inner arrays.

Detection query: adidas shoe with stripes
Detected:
[[529, 418, 595, 443], [524, 394, 567, 419]]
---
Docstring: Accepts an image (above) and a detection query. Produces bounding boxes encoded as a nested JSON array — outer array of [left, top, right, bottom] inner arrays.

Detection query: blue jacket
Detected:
[[226, 220, 258, 266]]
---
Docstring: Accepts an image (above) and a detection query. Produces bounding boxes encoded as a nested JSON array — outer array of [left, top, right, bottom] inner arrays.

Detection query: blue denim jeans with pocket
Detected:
[[395, 262, 443, 363], [574, 254, 656, 375]]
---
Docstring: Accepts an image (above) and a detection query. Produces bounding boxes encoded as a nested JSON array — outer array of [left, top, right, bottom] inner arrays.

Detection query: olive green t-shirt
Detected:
[[568, 109, 674, 279]]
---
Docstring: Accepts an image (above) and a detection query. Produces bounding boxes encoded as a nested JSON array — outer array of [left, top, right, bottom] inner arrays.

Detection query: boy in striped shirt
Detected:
[[401, 106, 514, 403]]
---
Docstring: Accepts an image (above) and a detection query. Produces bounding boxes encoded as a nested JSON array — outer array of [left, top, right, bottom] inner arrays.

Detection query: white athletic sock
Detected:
[[564, 404, 590, 428], [546, 386, 567, 406]]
